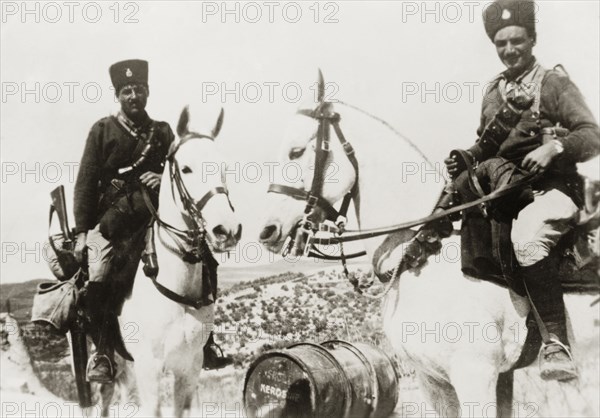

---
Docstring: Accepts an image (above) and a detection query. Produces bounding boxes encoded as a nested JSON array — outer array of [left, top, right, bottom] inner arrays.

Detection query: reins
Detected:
[[268, 98, 541, 295], [310, 170, 540, 245]]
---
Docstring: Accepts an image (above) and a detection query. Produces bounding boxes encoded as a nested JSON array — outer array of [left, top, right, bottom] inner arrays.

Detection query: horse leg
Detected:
[[416, 372, 461, 418], [173, 373, 195, 418], [449, 361, 499, 418], [496, 371, 514, 418], [119, 360, 139, 406], [133, 356, 162, 417], [100, 382, 115, 417]]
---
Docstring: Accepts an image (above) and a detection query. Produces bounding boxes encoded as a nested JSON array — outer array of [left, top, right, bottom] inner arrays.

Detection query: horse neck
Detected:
[[339, 105, 443, 258], [154, 161, 204, 296], [158, 161, 189, 231]]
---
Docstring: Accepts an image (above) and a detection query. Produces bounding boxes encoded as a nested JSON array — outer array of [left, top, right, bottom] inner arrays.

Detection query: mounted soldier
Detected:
[[404, 0, 599, 382], [73, 59, 232, 383]]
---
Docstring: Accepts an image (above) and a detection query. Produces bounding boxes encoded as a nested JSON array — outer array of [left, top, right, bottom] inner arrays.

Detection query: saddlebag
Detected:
[[31, 270, 84, 334]]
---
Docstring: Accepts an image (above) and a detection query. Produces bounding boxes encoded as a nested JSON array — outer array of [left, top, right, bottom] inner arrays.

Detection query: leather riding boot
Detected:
[[203, 332, 233, 370], [521, 257, 578, 382], [83, 282, 116, 383]]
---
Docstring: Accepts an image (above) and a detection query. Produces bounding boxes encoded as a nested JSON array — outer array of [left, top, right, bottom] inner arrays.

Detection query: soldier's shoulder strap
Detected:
[[552, 64, 570, 78], [530, 65, 547, 116], [531, 64, 570, 116]]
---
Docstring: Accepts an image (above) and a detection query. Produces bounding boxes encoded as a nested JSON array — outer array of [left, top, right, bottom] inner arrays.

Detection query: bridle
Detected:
[[267, 98, 543, 285], [142, 133, 234, 308], [267, 101, 364, 263]]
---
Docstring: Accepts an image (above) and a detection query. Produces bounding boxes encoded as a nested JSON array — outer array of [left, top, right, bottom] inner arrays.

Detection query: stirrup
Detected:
[[86, 354, 115, 383], [539, 336, 577, 382], [540, 336, 574, 362]]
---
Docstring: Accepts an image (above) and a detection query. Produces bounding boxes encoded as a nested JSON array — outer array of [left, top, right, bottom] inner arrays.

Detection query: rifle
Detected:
[[49, 185, 93, 408]]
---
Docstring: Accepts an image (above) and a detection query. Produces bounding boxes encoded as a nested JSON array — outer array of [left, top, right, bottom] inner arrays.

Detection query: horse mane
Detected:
[[333, 102, 428, 165], [330, 102, 443, 230]]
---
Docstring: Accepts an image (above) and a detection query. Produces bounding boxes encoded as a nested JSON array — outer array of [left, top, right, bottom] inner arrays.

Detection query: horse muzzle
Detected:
[[209, 223, 242, 252], [259, 222, 284, 253]]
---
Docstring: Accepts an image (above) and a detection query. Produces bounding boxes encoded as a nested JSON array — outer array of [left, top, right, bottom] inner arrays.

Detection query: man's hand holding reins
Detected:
[[140, 171, 161, 190], [444, 156, 460, 177], [521, 140, 564, 173]]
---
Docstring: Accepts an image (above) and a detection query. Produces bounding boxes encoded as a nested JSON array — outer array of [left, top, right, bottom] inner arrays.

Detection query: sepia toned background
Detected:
[[2, 1, 599, 279]]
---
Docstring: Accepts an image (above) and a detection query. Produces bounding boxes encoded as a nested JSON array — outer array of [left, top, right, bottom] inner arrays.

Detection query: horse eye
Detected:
[[289, 147, 305, 160], [181, 166, 192, 174]]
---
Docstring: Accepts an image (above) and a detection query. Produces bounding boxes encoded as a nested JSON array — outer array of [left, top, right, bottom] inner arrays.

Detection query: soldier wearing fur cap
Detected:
[[73, 59, 232, 382], [443, 0, 600, 381]]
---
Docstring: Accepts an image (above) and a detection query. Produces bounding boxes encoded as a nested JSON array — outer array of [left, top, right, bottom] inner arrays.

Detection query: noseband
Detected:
[[267, 102, 361, 258]]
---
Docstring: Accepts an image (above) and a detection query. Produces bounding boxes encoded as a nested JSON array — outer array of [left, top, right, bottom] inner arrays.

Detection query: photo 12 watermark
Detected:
[[1, 161, 79, 184], [399, 80, 542, 104], [200, 80, 339, 104], [1, 240, 103, 265], [1, 82, 124, 104], [1, 1, 141, 24], [1, 401, 139, 418], [400, 401, 539, 418], [200, 1, 340, 24], [400, 1, 538, 25]]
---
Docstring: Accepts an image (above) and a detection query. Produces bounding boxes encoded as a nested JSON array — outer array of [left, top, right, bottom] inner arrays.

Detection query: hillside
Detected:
[[0, 279, 47, 322], [2, 268, 599, 417], [214, 268, 392, 366], [218, 256, 368, 288], [0, 266, 399, 403]]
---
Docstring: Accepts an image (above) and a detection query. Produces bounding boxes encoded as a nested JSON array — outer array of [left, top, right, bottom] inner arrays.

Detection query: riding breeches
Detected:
[[511, 189, 579, 267], [87, 223, 146, 288]]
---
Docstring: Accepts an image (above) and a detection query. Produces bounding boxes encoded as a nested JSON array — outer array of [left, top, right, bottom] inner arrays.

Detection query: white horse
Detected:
[[102, 107, 241, 417], [258, 83, 537, 417]]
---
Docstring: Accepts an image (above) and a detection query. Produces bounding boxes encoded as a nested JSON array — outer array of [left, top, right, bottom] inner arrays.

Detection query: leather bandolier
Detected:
[[98, 123, 159, 241], [398, 88, 536, 273]]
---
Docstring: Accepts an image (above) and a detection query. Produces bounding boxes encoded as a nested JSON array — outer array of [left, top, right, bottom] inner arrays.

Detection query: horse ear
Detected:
[[317, 68, 325, 103], [166, 139, 180, 160], [212, 108, 224, 139], [177, 105, 190, 138]]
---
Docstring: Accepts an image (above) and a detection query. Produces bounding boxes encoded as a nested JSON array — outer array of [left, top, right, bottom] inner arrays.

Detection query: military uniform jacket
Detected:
[[74, 114, 175, 234], [470, 62, 599, 164]]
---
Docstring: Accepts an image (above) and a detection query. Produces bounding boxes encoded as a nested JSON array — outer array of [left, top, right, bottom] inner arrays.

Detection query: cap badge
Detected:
[[125, 68, 133, 77], [502, 9, 511, 20]]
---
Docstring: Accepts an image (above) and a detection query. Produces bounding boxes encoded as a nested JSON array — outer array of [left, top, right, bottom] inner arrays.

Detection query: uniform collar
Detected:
[[498, 58, 542, 101], [116, 110, 152, 138], [501, 57, 538, 83]]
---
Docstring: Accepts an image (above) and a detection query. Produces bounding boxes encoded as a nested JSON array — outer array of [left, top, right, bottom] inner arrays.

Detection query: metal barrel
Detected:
[[243, 340, 399, 418]]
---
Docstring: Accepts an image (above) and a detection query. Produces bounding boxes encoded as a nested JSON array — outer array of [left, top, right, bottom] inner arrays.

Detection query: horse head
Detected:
[[162, 106, 241, 253], [259, 71, 357, 255]]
